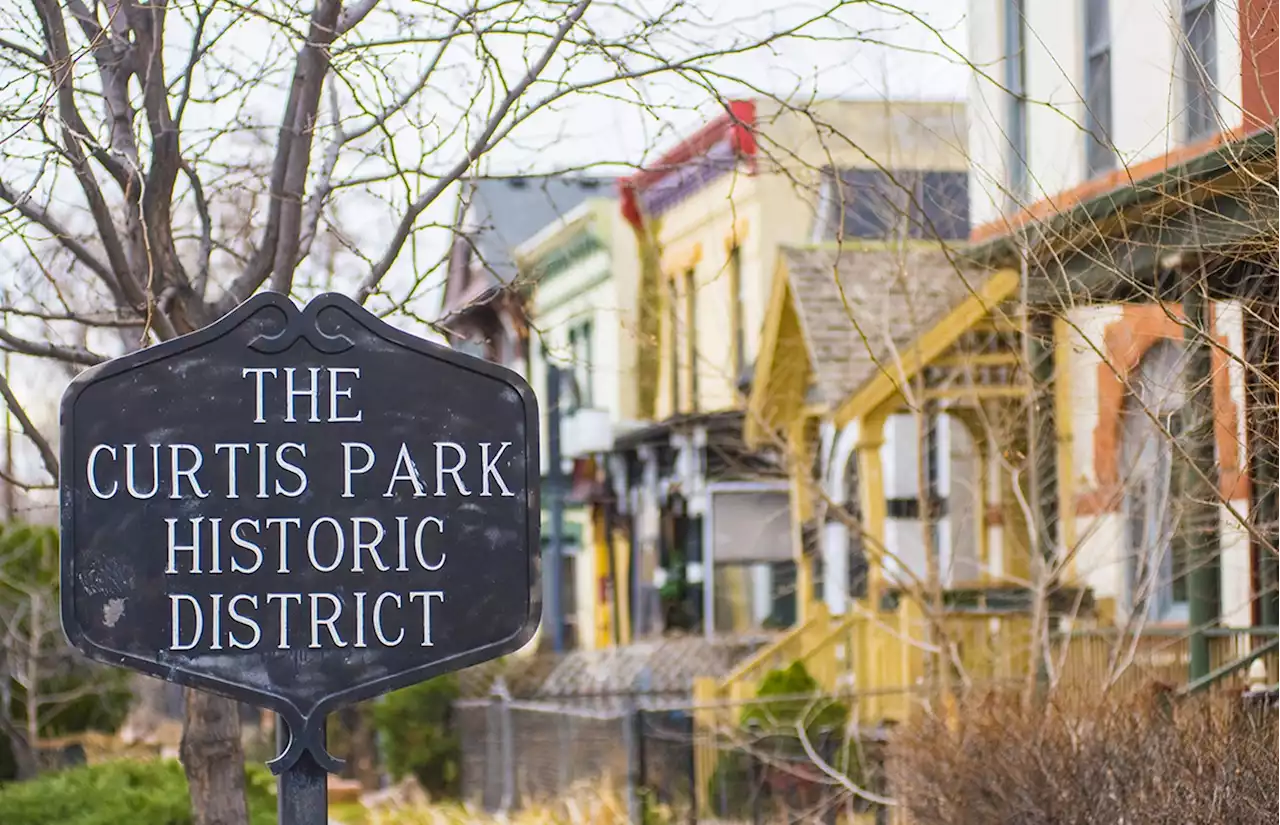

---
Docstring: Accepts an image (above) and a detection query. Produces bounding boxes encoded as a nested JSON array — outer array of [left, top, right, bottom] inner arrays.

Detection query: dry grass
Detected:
[[347, 780, 655, 825], [889, 684, 1278, 825]]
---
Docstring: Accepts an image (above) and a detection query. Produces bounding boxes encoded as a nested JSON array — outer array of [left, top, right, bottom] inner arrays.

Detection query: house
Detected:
[[961, 0, 1278, 634], [553, 98, 974, 645], [514, 195, 644, 649], [723, 0, 1278, 751], [439, 176, 613, 374], [704, 3, 1277, 818]]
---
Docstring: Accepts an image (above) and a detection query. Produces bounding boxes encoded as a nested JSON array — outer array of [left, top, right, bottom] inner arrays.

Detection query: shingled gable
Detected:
[[748, 243, 1019, 443], [442, 176, 612, 314]]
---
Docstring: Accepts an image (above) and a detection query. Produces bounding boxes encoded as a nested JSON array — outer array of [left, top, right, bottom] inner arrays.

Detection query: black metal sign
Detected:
[[59, 292, 541, 780]]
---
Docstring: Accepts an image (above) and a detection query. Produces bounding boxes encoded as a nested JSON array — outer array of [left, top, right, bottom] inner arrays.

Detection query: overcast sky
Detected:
[[474, 0, 969, 174]]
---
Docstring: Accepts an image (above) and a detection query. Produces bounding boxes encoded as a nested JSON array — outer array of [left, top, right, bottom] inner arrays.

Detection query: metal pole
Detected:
[[623, 698, 641, 824], [498, 681, 515, 813], [277, 716, 327, 825], [703, 485, 715, 639], [547, 364, 565, 652], [1246, 296, 1279, 626]]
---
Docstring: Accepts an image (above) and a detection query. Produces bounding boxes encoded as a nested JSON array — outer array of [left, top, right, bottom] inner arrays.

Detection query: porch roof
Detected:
[[968, 126, 1277, 305]]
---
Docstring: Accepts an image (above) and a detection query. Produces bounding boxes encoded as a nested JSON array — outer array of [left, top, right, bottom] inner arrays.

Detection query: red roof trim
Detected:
[[620, 100, 757, 227]]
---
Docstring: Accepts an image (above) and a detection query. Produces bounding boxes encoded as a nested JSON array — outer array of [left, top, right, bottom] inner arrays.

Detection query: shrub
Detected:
[[0, 758, 277, 825], [740, 661, 848, 735], [0, 524, 132, 779], [369, 675, 461, 798], [890, 685, 1279, 824], [707, 662, 861, 821]]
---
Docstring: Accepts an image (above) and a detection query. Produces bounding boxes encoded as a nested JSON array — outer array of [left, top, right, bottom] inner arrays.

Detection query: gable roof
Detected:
[[442, 176, 613, 314], [782, 244, 992, 407], [747, 242, 1022, 445]]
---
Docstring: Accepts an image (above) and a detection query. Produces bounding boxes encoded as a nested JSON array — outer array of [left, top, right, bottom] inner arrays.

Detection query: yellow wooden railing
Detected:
[[692, 600, 1280, 821], [1054, 628, 1280, 694]]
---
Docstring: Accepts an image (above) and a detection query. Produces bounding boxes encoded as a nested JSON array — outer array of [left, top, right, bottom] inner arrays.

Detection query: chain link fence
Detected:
[[457, 686, 900, 824]]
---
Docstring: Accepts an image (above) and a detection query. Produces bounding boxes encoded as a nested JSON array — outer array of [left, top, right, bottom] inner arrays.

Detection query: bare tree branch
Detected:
[[219, 0, 343, 309], [0, 370, 58, 481], [0, 178, 121, 296], [0, 307, 143, 327], [0, 328, 107, 365], [355, 0, 593, 303], [336, 0, 379, 35]]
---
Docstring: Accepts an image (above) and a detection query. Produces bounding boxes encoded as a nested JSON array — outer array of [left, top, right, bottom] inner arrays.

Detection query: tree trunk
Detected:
[[181, 689, 249, 825], [7, 731, 39, 780]]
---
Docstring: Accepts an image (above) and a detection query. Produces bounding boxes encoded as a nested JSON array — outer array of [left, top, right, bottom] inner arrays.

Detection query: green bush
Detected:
[[707, 662, 863, 819], [740, 661, 849, 735], [0, 524, 132, 779], [369, 675, 460, 797], [0, 758, 277, 825]]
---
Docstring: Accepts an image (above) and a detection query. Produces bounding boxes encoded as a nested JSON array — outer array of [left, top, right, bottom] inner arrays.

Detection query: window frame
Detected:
[[683, 268, 699, 413], [1121, 341, 1192, 623], [1181, 0, 1218, 141], [565, 319, 594, 411], [1083, 0, 1115, 176], [1003, 0, 1029, 200]]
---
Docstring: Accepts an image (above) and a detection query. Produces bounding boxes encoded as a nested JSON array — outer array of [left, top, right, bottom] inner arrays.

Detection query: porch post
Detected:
[[788, 415, 816, 623], [856, 406, 891, 609], [1027, 311, 1059, 690], [1180, 270, 1221, 682], [1246, 287, 1279, 626]]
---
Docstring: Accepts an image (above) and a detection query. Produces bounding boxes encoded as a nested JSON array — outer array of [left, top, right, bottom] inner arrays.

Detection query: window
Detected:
[[1121, 341, 1190, 621], [1004, 0, 1028, 198], [728, 246, 746, 381], [1084, 0, 1115, 175], [842, 456, 868, 599], [667, 274, 680, 414], [684, 268, 698, 412], [831, 169, 969, 241], [915, 172, 970, 241], [566, 320, 593, 410], [841, 168, 910, 239], [1182, 0, 1218, 140]]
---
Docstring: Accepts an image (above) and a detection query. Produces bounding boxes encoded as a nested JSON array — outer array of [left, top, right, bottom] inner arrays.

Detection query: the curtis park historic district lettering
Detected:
[[98, 366, 513, 654], [58, 292, 541, 813]]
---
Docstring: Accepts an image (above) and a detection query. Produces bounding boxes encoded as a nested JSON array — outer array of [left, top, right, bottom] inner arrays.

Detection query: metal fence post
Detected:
[[686, 712, 698, 825], [623, 698, 641, 824], [489, 677, 515, 814]]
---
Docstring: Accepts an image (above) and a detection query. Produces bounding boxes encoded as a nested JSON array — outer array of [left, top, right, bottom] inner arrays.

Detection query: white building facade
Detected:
[[968, 0, 1274, 626]]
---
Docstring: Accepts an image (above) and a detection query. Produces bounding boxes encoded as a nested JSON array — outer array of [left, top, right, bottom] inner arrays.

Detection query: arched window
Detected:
[[1121, 340, 1190, 621]]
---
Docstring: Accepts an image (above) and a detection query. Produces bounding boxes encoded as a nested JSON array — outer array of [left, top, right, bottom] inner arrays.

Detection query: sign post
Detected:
[[59, 293, 541, 823]]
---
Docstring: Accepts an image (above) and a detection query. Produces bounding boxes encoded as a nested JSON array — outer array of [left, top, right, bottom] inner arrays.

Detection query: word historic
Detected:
[[81, 366, 516, 654]]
